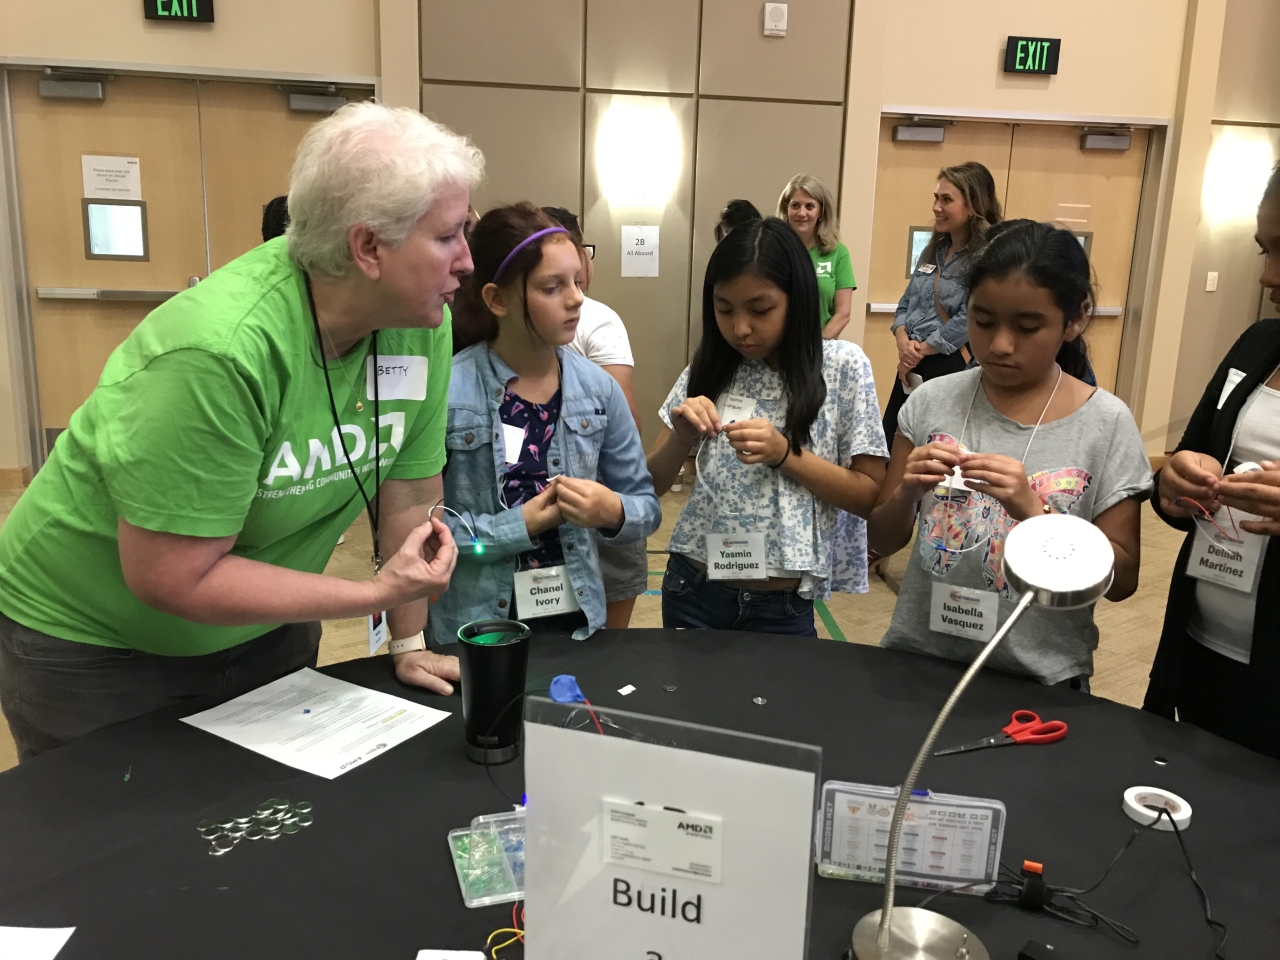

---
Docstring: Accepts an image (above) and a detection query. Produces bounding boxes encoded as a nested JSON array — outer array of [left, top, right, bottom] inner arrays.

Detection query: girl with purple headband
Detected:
[[429, 203, 660, 643]]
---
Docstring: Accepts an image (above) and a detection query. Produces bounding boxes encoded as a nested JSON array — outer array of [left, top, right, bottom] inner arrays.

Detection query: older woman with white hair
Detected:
[[0, 103, 483, 761]]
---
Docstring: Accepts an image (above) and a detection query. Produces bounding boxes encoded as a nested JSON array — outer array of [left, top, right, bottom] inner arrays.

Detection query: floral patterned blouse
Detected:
[[500, 388, 563, 571], [659, 340, 888, 597]]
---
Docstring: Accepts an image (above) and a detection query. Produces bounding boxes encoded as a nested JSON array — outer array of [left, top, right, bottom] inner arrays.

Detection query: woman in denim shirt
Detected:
[[881, 162, 1002, 444], [431, 204, 660, 643]]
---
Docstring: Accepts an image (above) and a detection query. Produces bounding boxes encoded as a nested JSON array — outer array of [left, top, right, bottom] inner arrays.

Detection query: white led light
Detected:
[[1202, 129, 1275, 226], [595, 100, 682, 209]]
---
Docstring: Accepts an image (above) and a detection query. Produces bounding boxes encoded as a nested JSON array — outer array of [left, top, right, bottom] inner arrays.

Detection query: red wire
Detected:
[[1175, 497, 1243, 543], [513, 902, 523, 942], [582, 698, 605, 735]]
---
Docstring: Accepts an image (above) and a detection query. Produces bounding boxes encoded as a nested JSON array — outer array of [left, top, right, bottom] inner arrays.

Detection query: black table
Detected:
[[1, 629, 1277, 959]]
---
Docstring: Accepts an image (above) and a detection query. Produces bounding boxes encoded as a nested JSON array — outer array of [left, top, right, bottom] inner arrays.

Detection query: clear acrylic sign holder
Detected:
[[522, 696, 822, 960]]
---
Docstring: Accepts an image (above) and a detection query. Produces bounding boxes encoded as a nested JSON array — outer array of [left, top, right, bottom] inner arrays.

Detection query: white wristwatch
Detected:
[[388, 631, 426, 656]]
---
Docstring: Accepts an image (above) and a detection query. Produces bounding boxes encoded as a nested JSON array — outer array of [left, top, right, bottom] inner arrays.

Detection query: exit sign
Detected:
[[1004, 36, 1060, 75], [144, 0, 214, 22]]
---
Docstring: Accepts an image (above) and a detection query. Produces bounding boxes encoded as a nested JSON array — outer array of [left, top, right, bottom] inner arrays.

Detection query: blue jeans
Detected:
[[661, 553, 817, 637]]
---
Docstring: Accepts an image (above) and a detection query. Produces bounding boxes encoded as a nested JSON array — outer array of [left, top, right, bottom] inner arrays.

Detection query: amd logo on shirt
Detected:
[[258, 412, 405, 497], [814, 261, 833, 277]]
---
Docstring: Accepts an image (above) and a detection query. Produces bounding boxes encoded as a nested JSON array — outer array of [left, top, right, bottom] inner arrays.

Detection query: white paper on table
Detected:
[[181, 668, 450, 779], [415, 952, 485, 960], [0, 926, 75, 960]]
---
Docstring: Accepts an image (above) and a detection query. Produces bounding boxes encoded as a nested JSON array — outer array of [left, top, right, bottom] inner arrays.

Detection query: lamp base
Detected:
[[851, 908, 989, 960]]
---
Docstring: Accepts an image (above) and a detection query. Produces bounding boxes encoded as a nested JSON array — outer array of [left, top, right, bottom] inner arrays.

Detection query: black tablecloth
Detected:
[[1, 629, 1278, 959]]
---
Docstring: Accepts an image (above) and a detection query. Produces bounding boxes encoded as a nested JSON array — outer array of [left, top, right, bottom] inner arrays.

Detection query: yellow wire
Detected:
[[487, 929, 522, 958]]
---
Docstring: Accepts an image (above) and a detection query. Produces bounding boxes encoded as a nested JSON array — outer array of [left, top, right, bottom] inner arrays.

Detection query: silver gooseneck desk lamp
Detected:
[[852, 512, 1116, 960]]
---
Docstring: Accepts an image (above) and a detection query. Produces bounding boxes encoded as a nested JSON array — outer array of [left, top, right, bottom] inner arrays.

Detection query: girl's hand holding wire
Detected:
[[554, 476, 625, 529], [670, 396, 722, 446], [900, 441, 961, 503], [521, 481, 563, 536], [374, 518, 457, 607], [959, 453, 1042, 521], [1158, 450, 1224, 518], [723, 418, 789, 466], [1216, 461, 1280, 535]]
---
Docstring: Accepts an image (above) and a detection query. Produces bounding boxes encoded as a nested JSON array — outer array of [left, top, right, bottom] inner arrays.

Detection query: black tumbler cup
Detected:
[[457, 619, 531, 764]]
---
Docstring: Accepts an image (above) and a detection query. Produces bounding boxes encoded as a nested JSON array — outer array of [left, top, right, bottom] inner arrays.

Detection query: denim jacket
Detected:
[[429, 343, 660, 643], [891, 238, 973, 355]]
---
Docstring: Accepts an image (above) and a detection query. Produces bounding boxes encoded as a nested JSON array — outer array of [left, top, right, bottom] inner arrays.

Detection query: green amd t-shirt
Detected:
[[810, 242, 857, 327], [0, 237, 451, 656]]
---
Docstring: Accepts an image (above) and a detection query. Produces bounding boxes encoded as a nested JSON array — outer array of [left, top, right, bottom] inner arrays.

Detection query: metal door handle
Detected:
[[36, 287, 181, 302]]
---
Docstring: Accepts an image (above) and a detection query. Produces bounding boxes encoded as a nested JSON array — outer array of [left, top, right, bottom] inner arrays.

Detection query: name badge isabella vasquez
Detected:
[[513, 565, 582, 619], [705, 534, 766, 580], [930, 582, 999, 641]]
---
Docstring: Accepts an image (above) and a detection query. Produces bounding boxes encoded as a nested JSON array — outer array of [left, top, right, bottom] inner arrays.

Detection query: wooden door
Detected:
[[198, 81, 322, 270], [1004, 125, 1150, 393], [865, 118, 1014, 411], [10, 72, 207, 444]]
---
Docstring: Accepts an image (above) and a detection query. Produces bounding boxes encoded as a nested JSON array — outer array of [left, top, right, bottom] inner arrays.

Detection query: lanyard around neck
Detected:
[[304, 273, 381, 570]]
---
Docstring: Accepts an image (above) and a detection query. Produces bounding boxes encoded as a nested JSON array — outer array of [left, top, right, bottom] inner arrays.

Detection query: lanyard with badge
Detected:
[[926, 367, 1063, 642], [498, 360, 582, 620], [1182, 378, 1275, 594], [697, 390, 775, 580], [305, 274, 388, 650]]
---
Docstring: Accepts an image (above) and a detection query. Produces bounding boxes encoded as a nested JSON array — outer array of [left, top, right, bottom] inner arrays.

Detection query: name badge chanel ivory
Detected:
[[513, 565, 581, 619], [705, 533, 767, 581], [366, 354, 429, 402], [1187, 513, 1265, 593], [930, 582, 1000, 641]]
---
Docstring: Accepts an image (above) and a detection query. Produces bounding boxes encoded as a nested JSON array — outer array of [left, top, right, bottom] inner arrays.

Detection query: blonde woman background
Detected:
[[778, 174, 855, 340]]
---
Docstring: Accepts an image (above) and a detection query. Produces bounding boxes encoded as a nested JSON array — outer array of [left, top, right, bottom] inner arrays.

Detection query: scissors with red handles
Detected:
[[934, 710, 1068, 757]]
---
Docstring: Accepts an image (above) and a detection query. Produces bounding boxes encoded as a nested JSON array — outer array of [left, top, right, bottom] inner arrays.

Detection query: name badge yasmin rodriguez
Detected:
[[1187, 513, 1265, 593], [705, 533, 767, 580], [930, 582, 999, 641], [513, 565, 581, 619]]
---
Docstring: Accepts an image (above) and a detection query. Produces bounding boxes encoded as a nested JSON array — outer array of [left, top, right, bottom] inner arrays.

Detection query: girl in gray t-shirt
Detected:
[[868, 221, 1151, 685]]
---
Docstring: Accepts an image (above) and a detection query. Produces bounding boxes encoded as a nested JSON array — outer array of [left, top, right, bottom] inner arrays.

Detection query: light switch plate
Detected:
[[763, 2, 788, 37], [1206, 271, 1219, 292]]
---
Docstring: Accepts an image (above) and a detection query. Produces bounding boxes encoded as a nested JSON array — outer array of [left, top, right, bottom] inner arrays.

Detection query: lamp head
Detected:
[[1002, 513, 1114, 609]]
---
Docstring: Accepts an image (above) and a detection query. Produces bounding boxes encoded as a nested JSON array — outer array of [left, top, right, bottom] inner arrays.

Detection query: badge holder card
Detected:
[[522, 696, 822, 960], [697, 430, 772, 582], [815, 780, 1005, 894]]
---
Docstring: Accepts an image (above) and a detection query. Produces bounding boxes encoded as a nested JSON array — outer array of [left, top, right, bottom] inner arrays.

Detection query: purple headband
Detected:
[[494, 226, 569, 283]]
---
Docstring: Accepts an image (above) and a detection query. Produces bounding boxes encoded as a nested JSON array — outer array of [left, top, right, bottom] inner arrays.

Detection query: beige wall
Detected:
[[1214, 0, 1280, 123], [1, 0, 378, 80]]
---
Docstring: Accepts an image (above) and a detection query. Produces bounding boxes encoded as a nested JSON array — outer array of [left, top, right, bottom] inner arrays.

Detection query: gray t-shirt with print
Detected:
[[880, 368, 1152, 684]]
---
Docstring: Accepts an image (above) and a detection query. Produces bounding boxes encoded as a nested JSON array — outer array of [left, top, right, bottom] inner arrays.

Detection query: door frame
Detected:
[[875, 106, 1175, 411]]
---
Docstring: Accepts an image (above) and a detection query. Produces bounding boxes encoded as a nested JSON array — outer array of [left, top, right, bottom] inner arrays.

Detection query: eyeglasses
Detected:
[[583, 244, 595, 260]]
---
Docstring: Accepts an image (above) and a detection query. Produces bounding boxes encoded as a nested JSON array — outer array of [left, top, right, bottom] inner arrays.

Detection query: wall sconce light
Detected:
[[595, 99, 682, 209], [1202, 129, 1275, 226]]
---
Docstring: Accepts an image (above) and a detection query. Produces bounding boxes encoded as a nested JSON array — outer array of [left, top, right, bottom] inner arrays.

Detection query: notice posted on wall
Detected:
[[620, 225, 659, 277], [81, 155, 142, 200]]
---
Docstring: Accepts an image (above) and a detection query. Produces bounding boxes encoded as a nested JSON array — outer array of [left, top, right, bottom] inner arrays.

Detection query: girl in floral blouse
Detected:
[[646, 217, 888, 636]]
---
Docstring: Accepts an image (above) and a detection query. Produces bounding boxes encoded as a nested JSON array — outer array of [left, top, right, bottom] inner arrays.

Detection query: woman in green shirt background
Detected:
[[778, 174, 856, 339]]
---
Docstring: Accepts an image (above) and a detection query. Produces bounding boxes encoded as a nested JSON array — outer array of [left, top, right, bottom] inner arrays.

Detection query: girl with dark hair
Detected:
[[882, 162, 1003, 444], [1145, 162, 1280, 758], [647, 217, 887, 636], [714, 199, 762, 243], [869, 220, 1150, 687], [431, 203, 660, 643]]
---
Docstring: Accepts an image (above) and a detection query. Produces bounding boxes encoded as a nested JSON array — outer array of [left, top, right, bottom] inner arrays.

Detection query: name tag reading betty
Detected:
[[930, 582, 999, 641], [513, 565, 581, 619], [705, 534, 767, 580], [602, 798, 723, 884], [1187, 514, 1266, 593], [366, 355, 429, 402]]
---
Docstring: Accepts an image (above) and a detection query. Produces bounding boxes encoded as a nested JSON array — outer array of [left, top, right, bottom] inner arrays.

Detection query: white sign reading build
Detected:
[[523, 699, 819, 959]]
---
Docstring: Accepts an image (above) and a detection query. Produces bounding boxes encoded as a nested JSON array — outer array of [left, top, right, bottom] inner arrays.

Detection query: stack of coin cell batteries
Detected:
[[197, 798, 314, 856]]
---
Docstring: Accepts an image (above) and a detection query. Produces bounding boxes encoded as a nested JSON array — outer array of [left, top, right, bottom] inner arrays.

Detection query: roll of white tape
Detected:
[[1123, 786, 1192, 831]]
